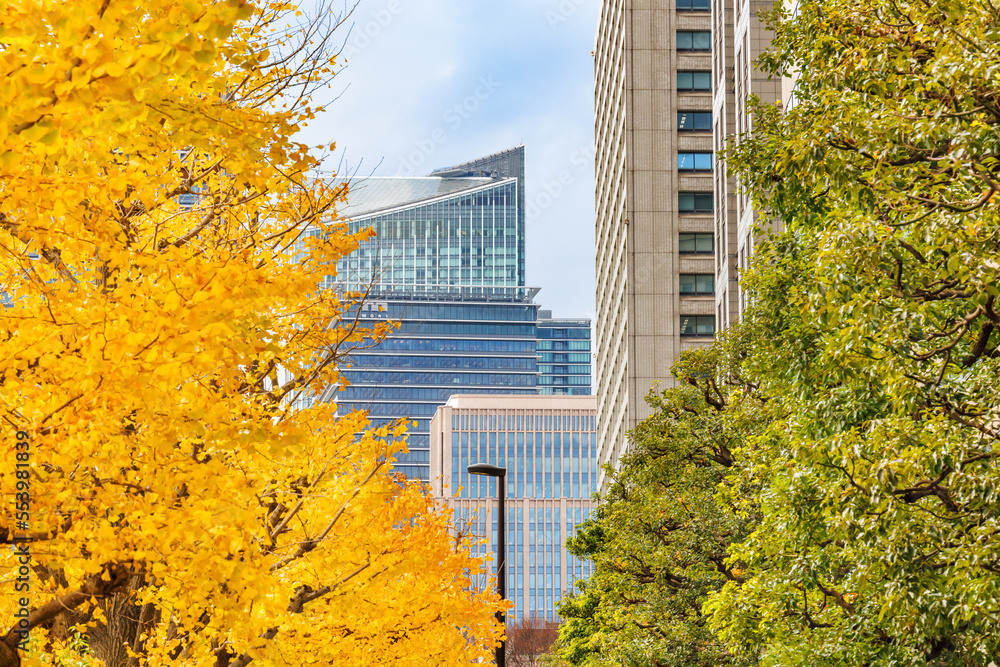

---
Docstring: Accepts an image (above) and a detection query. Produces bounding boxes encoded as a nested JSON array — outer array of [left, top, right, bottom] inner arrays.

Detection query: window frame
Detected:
[[677, 71, 712, 92], [678, 192, 714, 214], [676, 30, 711, 52], [677, 152, 714, 172], [679, 232, 714, 255], [679, 273, 715, 296], [676, 0, 711, 11], [677, 111, 712, 133], [679, 315, 716, 337]]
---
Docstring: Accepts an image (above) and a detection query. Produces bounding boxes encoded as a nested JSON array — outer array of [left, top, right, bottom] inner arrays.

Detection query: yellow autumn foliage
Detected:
[[0, 1, 504, 665]]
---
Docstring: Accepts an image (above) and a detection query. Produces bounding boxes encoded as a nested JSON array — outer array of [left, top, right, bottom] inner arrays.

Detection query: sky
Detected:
[[297, 0, 601, 320]]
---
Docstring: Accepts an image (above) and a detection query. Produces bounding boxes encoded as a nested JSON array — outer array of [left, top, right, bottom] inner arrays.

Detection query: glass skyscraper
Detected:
[[332, 295, 541, 478], [536, 311, 592, 395], [334, 148, 526, 295], [312, 147, 591, 480], [429, 395, 597, 622]]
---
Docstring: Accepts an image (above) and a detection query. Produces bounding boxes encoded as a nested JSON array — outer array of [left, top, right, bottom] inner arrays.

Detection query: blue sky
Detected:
[[298, 0, 601, 319]]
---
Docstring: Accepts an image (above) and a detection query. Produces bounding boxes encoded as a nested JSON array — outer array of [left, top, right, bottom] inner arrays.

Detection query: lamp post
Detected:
[[467, 463, 507, 667]]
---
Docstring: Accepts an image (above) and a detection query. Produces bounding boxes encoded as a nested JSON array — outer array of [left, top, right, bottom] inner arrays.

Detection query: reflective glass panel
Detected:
[[679, 192, 714, 213], [678, 111, 712, 132], [677, 31, 711, 51]]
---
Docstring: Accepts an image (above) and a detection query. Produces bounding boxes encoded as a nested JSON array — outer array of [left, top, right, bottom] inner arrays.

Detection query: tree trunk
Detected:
[[0, 639, 20, 667], [88, 576, 146, 667]]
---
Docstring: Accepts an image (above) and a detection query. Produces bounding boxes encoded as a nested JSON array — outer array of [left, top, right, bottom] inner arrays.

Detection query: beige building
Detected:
[[429, 395, 596, 622], [711, 0, 784, 323], [593, 0, 719, 485]]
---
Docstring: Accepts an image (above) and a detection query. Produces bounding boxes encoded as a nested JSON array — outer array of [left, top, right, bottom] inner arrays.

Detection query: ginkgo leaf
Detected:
[[0, 2, 504, 666]]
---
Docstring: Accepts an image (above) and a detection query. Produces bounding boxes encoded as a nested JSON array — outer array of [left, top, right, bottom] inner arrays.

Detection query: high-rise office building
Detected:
[[593, 1, 719, 485], [331, 296, 542, 479], [536, 311, 592, 396], [313, 147, 591, 480], [429, 395, 597, 622], [711, 0, 783, 324], [334, 148, 526, 296]]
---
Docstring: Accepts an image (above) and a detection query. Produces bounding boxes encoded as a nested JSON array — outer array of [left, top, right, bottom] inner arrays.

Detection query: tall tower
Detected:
[[429, 394, 598, 623], [593, 0, 718, 486], [308, 147, 592, 481], [536, 311, 592, 396], [711, 0, 783, 325]]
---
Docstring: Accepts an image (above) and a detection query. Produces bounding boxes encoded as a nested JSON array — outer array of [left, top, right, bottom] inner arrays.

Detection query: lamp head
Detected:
[[467, 463, 506, 478]]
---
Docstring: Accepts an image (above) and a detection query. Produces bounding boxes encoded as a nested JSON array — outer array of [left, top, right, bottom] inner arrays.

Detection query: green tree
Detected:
[[707, 0, 1000, 663], [555, 328, 770, 667]]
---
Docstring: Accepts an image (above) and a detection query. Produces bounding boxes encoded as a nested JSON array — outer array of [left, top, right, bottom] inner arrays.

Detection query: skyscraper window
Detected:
[[677, 0, 711, 11], [679, 233, 714, 254], [677, 71, 712, 92], [679, 274, 715, 296], [678, 152, 713, 172], [677, 31, 711, 52], [679, 192, 714, 213], [678, 111, 712, 132], [680, 315, 716, 337]]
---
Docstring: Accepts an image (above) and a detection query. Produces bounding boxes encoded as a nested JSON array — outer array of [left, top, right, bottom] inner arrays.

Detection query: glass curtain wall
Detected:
[[447, 407, 598, 621], [342, 299, 539, 479], [535, 316, 592, 395], [337, 180, 522, 294]]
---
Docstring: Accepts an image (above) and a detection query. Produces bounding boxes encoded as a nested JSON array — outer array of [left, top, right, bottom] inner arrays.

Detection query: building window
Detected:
[[678, 152, 713, 172], [680, 315, 716, 336], [677, 31, 711, 52], [177, 193, 199, 210], [678, 111, 712, 132], [679, 233, 714, 254], [677, 71, 711, 92], [680, 274, 715, 296], [677, 0, 710, 11], [679, 192, 713, 213]]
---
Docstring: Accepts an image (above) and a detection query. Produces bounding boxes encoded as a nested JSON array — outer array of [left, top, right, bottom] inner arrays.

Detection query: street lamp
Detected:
[[467, 463, 507, 667]]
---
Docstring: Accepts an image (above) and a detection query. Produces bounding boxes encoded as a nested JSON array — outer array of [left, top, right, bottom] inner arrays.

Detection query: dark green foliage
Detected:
[[555, 331, 769, 667]]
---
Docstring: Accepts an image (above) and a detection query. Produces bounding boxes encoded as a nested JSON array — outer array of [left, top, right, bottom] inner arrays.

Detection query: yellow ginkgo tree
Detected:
[[0, 1, 504, 665]]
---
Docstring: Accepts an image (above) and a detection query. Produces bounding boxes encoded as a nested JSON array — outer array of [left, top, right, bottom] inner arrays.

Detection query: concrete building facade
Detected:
[[429, 395, 597, 622], [711, 0, 783, 323], [593, 0, 718, 485]]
